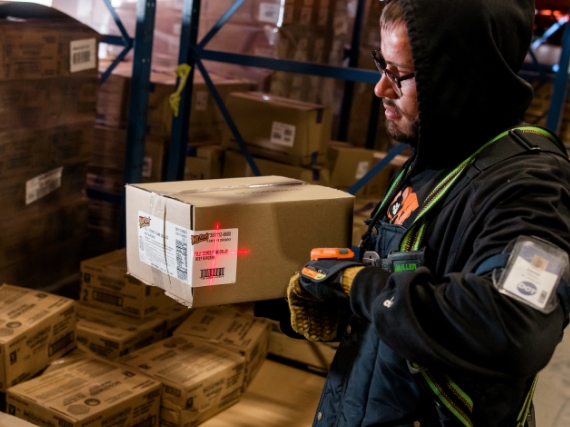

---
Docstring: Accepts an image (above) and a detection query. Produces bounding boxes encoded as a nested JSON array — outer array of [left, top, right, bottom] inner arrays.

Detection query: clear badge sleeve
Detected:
[[493, 235, 569, 314]]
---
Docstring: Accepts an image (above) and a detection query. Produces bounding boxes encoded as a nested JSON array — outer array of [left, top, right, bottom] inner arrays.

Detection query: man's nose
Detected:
[[374, 73, 396, 99]]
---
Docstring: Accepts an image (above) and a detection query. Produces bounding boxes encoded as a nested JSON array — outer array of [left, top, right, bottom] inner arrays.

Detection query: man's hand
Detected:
[[287, 260, 365, 341]]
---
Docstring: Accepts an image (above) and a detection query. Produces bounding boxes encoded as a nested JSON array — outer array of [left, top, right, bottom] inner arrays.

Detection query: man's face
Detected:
[[375, 22, 419, 145]]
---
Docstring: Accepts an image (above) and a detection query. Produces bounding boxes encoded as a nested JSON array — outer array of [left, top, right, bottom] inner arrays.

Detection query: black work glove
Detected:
[[287, 258, 364, 341]]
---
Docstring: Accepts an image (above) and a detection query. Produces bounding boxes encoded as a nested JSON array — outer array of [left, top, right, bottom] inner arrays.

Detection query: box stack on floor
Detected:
[[118, 306, 272, 427], [76, 248, 192, 359], [1, 250, 277, 427], [0, 3, 100, 288]]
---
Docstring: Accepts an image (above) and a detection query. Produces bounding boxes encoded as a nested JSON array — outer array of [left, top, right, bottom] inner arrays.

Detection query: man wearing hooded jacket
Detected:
[[265, 0, 570, 426]]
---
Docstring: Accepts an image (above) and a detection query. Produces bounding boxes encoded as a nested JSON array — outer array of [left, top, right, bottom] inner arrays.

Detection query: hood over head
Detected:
[[396, 0, 535, 169]]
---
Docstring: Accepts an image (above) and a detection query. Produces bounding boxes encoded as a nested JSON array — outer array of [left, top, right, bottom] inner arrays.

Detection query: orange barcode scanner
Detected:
[[310, 248, 355, 260]]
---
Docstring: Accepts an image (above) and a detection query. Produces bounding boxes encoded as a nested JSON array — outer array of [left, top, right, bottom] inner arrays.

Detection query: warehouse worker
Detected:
[[281, 0, 570, 426]]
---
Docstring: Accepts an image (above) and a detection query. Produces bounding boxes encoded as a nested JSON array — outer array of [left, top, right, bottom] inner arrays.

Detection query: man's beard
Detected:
[[383, 102, 419, 147]]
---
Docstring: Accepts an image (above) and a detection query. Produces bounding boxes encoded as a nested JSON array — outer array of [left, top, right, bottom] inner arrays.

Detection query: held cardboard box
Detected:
[[222, 91, 332, 166], [0, 284, 76, 392], [6, 356, 161, 427], [76, 305, 169, 359], [222, 149, 331, 186], [126, 176, 354, 308], [119, 335, 245, 425], [80, 248, 174, 319], [173, 306, 271, 390]]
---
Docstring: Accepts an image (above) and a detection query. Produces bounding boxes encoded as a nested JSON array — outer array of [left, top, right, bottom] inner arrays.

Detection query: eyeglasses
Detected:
[[371, 48, 415, 97]]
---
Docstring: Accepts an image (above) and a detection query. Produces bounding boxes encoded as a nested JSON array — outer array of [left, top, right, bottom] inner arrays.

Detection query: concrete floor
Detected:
[[534, 333, 570, 426]]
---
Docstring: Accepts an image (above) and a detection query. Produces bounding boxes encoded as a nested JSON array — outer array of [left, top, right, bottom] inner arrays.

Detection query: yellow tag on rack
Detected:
[[169, 63, 192, 117]]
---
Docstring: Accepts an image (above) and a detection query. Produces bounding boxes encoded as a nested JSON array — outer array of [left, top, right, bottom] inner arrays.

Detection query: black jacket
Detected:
[[311, 0, 570, 426]]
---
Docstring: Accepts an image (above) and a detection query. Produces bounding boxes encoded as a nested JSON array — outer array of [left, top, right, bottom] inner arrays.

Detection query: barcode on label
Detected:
[[73, 50, 91, 65], [70, 38, 96, 72], [538, 290, 548, 304], [200, 268, 225, 279], [176, 239, 188, 281]]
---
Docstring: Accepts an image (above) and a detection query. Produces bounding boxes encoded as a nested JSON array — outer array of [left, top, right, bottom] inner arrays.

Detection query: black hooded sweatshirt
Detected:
[[312, 1, 570, 426]]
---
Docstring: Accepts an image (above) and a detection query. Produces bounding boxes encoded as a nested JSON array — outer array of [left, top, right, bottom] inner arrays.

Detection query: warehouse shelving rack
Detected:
[[92, 0, 570, 243]]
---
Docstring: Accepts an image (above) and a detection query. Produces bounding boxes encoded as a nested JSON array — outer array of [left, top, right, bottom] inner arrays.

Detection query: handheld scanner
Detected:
[[311, 248, 355, 260]]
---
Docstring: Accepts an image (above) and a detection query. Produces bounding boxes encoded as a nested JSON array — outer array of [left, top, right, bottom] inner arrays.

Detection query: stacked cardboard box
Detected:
[[77, 249, 192, 358], [120, 335, 246, 427], [221, 91, 333, 180], [173, 306, 271, 390], [222, 149, 331, 186], [80, 249, 175, 319], [6, 356, 162, 427], [184, 144, 225, 181], [0, 3, 100, 288], [0, 284, 77, 392]]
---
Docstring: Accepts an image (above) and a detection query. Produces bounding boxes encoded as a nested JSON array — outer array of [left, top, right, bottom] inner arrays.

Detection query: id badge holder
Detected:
[[494, 236, 569, 313]]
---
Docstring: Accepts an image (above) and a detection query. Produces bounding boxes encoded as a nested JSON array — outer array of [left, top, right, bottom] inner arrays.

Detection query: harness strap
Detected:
[[417, 368, 474, 427]]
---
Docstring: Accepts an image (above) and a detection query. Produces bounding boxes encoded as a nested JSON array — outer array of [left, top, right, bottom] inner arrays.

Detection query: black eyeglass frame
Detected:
[[371, 48, 415, 97]]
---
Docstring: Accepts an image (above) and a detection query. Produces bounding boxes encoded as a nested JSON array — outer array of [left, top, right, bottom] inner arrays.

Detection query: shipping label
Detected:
[[258, 3, 281, 24], [25, 167, 63, 205], [270, 122, 296, 147], [137, 211, 238, 287], [70, 38, 97, 73]]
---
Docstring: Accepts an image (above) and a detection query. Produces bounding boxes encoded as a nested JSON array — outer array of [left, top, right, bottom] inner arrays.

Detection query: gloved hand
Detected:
[[287, 259, 365, 341]]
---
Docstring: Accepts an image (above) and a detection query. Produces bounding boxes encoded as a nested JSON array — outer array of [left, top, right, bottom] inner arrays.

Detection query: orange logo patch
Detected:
[[387, 186, 419, 225]]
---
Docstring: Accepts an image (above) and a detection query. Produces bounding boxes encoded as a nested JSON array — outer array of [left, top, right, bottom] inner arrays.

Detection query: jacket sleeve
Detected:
[[350, 155, 570, 380]]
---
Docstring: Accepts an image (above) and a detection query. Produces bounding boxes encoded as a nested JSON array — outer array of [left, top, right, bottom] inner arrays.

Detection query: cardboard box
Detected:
[[76, 305, 168, 359], [327, 141, 375, 189], [0, 235, 87, 290], [90, 126, 166, 182], [1, 197, 88, 268], [0, 162, 88, 217], [222, 91, 332, 166], [80, 248, 175, 319], [173, 306, 271, 389], [0, 76, 97, 131], [126, 175, 354, 308], [6, 356, 161, 427], [184, 144, 224, 181], [0, 284, 76, 391], [119, 336, 245, 423], [222, 149, 331, 186], [0, 3, 100, 81]]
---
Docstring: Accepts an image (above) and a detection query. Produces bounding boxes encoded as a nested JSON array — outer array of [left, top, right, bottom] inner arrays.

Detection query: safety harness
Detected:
[[360, 125, 568, 427]]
